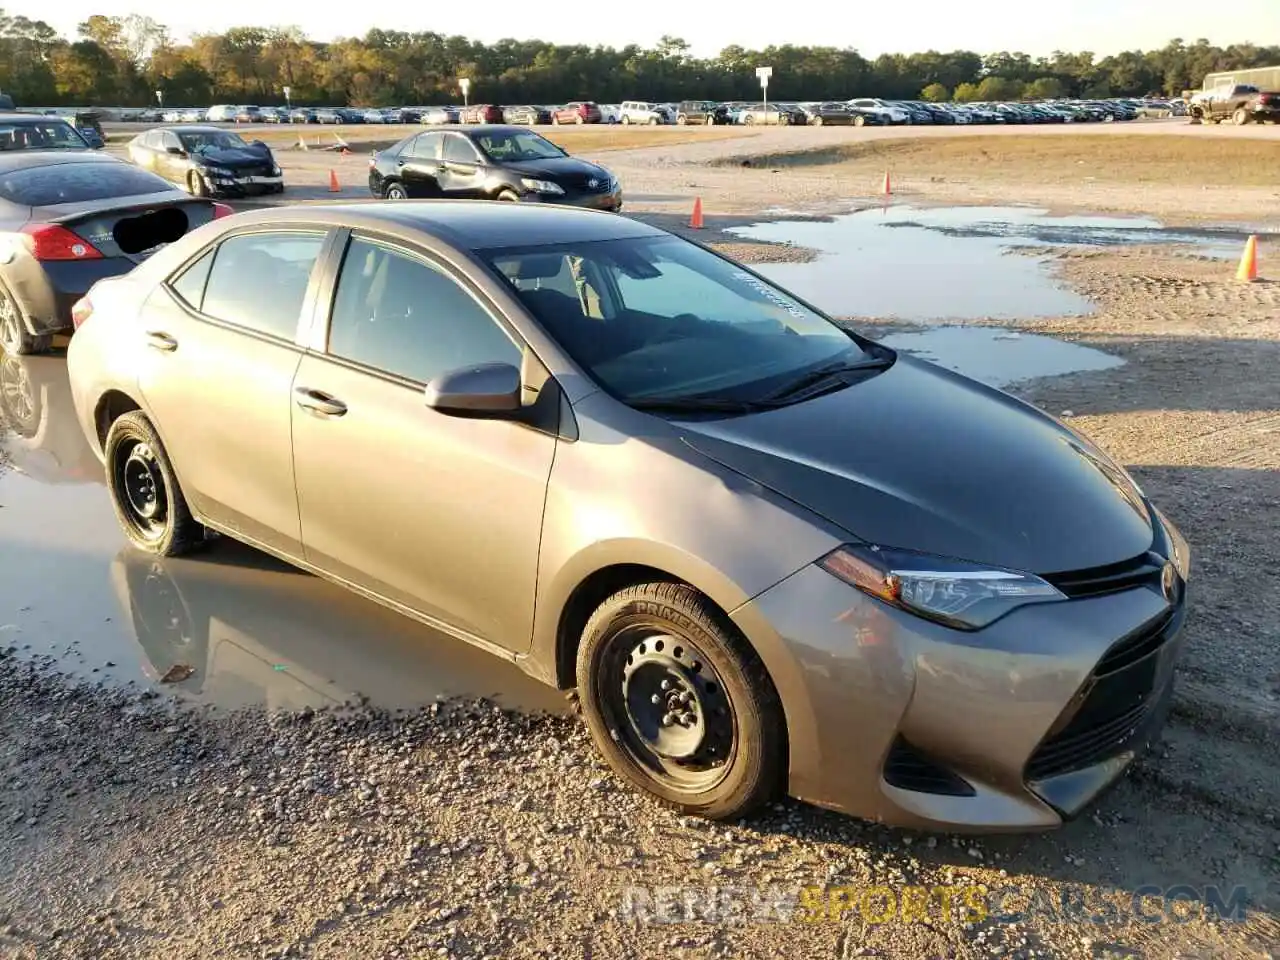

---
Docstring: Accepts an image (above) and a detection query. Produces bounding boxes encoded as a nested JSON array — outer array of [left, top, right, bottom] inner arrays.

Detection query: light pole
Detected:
[[756, 66, 773, 122], [155, 89, 164, 110], [459, 77, 471, 110], [283, 85, 292, 112]]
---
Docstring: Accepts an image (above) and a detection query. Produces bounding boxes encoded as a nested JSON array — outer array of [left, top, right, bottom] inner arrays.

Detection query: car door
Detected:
[[438, 134, 485, 198], [158, 130, 187, 184], [290, 231, 557, 651], [396, 132, 444, 196], [136, 228, 333, 558]]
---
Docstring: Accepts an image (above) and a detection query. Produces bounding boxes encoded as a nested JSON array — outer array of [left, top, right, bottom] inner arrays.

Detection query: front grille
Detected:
[[1026, 604, 1181, 781], [884, 738, 975, 797], [1043, 551, 1166, 598]]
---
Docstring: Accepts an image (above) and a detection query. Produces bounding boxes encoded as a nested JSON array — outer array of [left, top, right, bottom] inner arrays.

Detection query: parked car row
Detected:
[[120, 96, 1167, 129]]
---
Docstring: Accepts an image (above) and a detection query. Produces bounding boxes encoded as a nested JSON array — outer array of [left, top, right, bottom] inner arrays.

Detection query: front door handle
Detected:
[[294, 387, 347, 417], [145, 330, 178, 352]]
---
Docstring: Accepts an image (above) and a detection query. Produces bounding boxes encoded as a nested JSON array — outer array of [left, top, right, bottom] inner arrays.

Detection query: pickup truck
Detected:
[[1188, 84, 1280, 124]]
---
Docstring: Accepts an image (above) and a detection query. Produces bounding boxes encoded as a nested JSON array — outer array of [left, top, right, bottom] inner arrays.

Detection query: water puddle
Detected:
[[880, 327, 1124, 388], [0, 354, 568, 716], [729, 205, 1247, 321]]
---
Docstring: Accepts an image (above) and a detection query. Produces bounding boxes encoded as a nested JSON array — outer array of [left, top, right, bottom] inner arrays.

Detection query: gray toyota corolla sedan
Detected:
[[66, 202, 1190, 831]]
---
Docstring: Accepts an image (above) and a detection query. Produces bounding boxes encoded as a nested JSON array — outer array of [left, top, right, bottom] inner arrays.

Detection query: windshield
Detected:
[[475, 130, 565, 162], [483, 235, 870, 403], [0, 120, 89, 151], [179, 131, 248, 152]]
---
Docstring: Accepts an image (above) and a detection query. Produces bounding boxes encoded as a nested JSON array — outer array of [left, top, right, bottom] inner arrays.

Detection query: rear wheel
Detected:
[[677, 114, 688, 125], [812, 115, 824, 126], [621, 115, 631, 125], [576, 115, 584, 125], [1233, 107, 1250, 125], [105, 411, 206, 557], [649, 116, 660, 125], [853, 114, 866, 127], [0, 283, 50, 356], [576, 582, 787, 820]]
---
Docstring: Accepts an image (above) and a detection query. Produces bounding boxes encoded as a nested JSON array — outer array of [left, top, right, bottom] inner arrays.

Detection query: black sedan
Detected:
[[0, 152, 227, 355], [368, 126, 621, 210], [126, 126, 284, 198]]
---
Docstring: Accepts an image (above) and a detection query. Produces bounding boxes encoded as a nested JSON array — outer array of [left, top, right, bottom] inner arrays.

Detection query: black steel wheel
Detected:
[[105, 410, 205, 556], [577, 582, 786, 820]]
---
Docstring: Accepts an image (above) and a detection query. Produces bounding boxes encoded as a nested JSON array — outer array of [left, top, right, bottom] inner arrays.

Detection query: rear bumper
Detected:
[[9, 258, 135, 336], [732, 553, 1189, 832]]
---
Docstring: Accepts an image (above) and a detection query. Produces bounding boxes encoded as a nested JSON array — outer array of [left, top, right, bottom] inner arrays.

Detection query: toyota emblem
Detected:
[[587, 178, 599, 189]]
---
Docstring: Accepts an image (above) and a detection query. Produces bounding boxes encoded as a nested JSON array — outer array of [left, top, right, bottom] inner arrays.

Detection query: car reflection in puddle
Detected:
[[0, 350, 104, 486], [108, 541, 573, 715]]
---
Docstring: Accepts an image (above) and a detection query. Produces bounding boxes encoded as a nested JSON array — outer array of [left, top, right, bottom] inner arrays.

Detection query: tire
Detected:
[[188, 171, 209, 198], [575, 582, 786, 821], [853, 114, 866, 127], [576, 115, 584, 125], [1233, 107, 1250, 125], [383, 182, 408, 200], [0, 282, 50, 356], [677, 114, 687, 125], [0, 351, 39, 437], [495, 189, 520, 202], [104, 411, 206, 557], [812, 116, 823, 126], [649, 116, 660, 125], [621, 115, 631, 125], [744, 115, 755, 125]]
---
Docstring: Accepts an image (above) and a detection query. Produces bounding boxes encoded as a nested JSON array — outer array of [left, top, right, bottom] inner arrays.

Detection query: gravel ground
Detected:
[[4, 133, 1280, 959]]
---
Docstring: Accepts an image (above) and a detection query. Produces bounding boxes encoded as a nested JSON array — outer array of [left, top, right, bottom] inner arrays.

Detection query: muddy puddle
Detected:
[[729, 205, 1247, 321], [0, 354, 568, 716], [880, 326, 1124, 388]]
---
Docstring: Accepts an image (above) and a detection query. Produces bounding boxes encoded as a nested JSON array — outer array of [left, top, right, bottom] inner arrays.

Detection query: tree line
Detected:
[[2, 11, 1278, 108]]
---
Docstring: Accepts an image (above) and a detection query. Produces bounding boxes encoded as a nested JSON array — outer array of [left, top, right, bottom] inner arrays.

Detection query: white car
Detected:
[[205, 105, 238, 122], [597, 103, 621, 124], [847, 98, 909, 124], [619, 101, 670, 125]]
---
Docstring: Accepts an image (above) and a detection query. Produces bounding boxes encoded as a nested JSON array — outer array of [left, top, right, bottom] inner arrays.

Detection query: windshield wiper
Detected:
[[759, 354, 894, 403], [627, 396, 781, 415]]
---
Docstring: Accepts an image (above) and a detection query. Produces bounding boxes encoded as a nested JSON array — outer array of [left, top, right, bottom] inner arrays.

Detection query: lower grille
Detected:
[[1026, 605, 1181, 781], [884, 738, 975, 797]]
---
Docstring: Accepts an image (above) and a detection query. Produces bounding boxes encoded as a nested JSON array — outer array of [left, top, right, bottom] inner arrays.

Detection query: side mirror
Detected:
[[424, 362, 522, 415], [166, 146, 185, 156]]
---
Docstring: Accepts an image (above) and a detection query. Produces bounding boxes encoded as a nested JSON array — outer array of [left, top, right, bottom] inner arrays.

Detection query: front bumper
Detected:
[[203, 171, 284, 197], [527, 188, 623, 212], [732, 554, 1188, 832]]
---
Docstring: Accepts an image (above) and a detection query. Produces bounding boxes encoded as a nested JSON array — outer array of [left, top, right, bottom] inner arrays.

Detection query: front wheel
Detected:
[[677, 114, 687, 125], [104, 411, 206, 557], [187, 171, 209, 198], [853, 114, 866, 127], [812, 116, 823, 126], [383, 182, 408, 200], [576, 115, 584, 125], [576, 582, 787, 820], [495, 189, 520, 202], [1233, 107, 1250, 125]]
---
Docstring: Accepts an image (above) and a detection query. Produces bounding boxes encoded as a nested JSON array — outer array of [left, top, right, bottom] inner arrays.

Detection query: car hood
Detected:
[[500, 156, 606, 179], [677, 356, 1155, 575], [191, 145, 272, 168]]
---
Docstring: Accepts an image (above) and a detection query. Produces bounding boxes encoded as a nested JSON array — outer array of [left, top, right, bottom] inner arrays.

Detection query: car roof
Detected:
[[0, 112, 73, 124], [0, 150, 122, 174], [150, 125, 222, 133], [223, 201, 665, 250]]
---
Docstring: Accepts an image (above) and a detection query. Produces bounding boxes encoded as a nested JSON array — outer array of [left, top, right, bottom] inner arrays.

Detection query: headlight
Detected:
[[271, 164, 281, 175], [520, 178, 564, 195], [818, 544, 1065, 631], [1154, 508, 1191, 580]]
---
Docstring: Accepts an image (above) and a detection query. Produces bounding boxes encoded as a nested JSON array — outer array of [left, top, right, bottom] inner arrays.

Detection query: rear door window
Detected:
[[0, 162, 173, 206], [200, 231, 326, 340]]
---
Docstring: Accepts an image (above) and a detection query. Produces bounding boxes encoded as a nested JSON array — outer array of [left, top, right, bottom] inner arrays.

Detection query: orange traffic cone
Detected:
[[689, 197, 704, 229], [328, 170, 340, 193], [1236, 234, 1259, 282], [882, 170, 892, 196]]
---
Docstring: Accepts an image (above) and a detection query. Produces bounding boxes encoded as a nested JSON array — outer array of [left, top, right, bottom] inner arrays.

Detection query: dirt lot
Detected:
[[3, 123, 1279, 959]]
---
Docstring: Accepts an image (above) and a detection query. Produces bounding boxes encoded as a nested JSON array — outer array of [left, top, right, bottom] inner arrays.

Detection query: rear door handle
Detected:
[[145, 331, 178, 352], [294, 387, 348, 417]]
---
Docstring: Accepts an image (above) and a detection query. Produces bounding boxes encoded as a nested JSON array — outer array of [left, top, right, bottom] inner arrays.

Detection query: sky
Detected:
[[41, 0, 1280, 59]]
